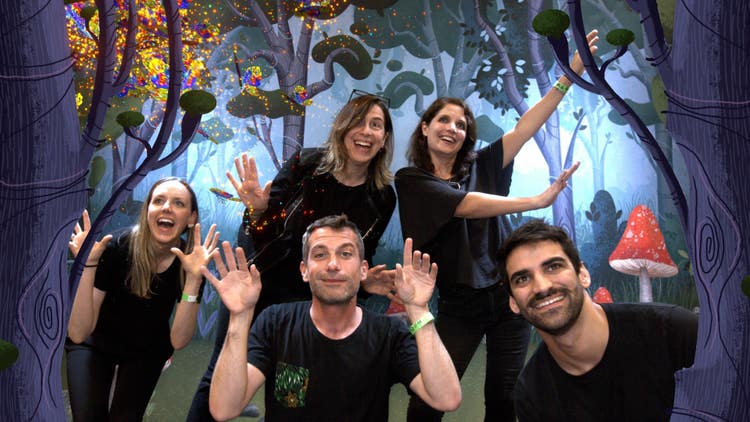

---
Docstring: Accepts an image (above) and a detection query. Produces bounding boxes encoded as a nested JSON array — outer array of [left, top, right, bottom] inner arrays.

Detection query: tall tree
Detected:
[[536, 1, 750, 419]]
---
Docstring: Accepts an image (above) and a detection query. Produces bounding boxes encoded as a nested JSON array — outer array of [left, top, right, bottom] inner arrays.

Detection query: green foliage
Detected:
[[651, 76, 668, 124], [116, 111, 145, 128], [386, 60, 403, 72], [80, 6, 97, 21], [475, 115, 504, 144], [0, 339, 19, 372], [742, 275, 750, 298], [311, 35, 372, 80], [657, 0, 675, 44], [180, 90, 217, 117], [88, 156, 106, 192], [605, 29, 635, 47], [532, 9, 569, 38], [381, 71, 434, 108], [227, 88, 305, 119]]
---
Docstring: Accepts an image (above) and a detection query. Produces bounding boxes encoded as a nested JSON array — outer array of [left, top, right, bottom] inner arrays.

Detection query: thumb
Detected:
[[171, 247, 186, 260], [262, 181, 272, 197]]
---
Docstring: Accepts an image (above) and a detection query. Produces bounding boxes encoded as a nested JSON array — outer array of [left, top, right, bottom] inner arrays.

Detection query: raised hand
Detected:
[[201, 241, 262, 316], [362, 265, 402, 304], [570, 29, 599, 75], [226, 153, 272, 212], [68, 209, 112, 265], [535, 161, 580, 208], [171, 223, 220, 278], [395, 238, 438, 309]]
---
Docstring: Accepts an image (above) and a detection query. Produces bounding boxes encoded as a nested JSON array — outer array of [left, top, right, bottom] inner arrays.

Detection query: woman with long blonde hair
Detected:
[[66, 177, 219, 421]]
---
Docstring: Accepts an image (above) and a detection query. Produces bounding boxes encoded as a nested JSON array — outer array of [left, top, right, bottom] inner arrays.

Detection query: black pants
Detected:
[[407, 284, 531, 422], [65, 341, 166, 422]]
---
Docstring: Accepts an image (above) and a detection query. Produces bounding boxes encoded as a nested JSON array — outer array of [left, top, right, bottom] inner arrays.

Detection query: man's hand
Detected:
[[395, 238, 437, 309], [201, 241, 262, 317], [362, 264, 402, 304], [226, 153, 272, 212]]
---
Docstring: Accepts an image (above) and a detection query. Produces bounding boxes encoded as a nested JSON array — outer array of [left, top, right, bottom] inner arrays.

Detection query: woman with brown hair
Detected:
[[66, 177, 219, 421], [396, 32, 598, 422], [187, 93, 399, 421]]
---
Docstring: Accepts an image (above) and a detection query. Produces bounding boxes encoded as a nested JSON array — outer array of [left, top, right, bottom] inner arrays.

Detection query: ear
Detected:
[[300, 260, 309, 283], [188, 211, 198, 226], [421, 121, 428, 137], [508, 295, 521, 315], [359, 260, 369, 282], [579, 264, 591, 289]]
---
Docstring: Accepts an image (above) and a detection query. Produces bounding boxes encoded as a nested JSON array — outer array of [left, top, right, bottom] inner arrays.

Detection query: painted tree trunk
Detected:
[[0, 1, 86, 420], [668, 1, 750, 420]]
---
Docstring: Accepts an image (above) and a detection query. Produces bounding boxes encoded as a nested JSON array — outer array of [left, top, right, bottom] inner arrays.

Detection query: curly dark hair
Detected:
[[406, 97, 477, 179]]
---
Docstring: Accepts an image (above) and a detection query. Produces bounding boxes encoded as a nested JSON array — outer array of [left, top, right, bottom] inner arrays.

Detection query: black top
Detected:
[[239, 148, 396, 301], [248, 302, 420, 421], [515, 303, 699, 422], [395, 138, 513, 291], [87, 232, 184, 360]]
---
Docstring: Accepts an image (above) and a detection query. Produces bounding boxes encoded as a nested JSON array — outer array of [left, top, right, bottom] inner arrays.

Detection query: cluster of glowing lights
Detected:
[[293, 85, 312, 106], [66, 0, 218, 114], [293, 0, 331, 18], [242, 66, 263, 96]]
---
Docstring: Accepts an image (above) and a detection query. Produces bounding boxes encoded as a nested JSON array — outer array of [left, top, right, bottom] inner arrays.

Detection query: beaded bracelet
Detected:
[[553, 81, 570, 94], [409, 311, 435, 335]]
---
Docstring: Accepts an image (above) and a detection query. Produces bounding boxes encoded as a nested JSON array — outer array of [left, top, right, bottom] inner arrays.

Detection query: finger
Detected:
[[213, 244, 229, 277], [586, 29, 598, 41], [241, 154, 250, 178], [227, 171, 241, 194], [248, 157, 258, 180], [412, 249, 422, 271], [171, 247, 186, 260], [68, 242, 78, 256], [201, 265, 220, 288], [203, 224, 217, 248], [235, 247, 248, 270], [430, 263, 438, 281], [209, 230, 220, 251], [420, 252, 431, 273], [98, 234, 113, 248], [193, 223, 202, 246], [262, 181, 272, 198], [222, 241, 237, 272], [249, 264, 261, 283], [394, 263, 404, 288], [402, 238, 413, 267], [234, 156, 245, 181], [82, 209, 91, 231]]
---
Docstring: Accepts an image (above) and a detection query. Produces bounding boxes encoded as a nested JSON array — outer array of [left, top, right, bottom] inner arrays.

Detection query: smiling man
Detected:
[[203, 215, 460, 421], [497, 219, 698, 421]]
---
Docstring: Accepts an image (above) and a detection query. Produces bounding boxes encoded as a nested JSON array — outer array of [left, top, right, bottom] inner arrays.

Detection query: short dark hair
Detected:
[[301, 215, 365, 263], [406, 97, 478, 180], [497, 219, 582, 295]]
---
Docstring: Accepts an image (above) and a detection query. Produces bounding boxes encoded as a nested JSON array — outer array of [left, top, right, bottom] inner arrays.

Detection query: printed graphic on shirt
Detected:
[[274, 362, 309, 408]]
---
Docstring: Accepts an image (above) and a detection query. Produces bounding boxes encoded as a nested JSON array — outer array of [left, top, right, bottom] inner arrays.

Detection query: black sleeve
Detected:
[[362, 185, 396, 264], [390, 319, 420, 388], [474, 137, 514, 196], [395, 167, 467, 249], [666, 305, 699, 371]]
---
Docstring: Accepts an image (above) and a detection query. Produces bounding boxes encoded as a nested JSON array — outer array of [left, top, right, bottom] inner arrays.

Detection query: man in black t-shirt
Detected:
[[497, 220, 698, 421], [201, 215, 461, 421]]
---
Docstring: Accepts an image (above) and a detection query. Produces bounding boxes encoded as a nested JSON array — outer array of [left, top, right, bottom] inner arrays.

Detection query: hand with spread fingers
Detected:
[[69, 209, 113, 265], [362, 265, 402, 304], [171, 223, 220, 278], [201, 241, 262, 316], [570, 29, 600, 76], [535, 161, 580, 208], [395, 238, 438, 309], [226, 153, 272, 212]]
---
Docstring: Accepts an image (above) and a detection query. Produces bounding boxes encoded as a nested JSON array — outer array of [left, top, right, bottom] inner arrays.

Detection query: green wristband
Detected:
[[553, 81, 570, 94], [409, 312, 435, 335], [181, 293, 199, 303]]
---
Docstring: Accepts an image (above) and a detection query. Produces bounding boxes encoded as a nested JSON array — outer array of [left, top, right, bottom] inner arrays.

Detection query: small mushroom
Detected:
[[609, 205, 677, 302], [592, 286, 614, 304]]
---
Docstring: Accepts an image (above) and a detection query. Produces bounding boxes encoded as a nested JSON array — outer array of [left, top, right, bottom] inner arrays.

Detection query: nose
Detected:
[[326, 256, 340, 271], [530, 272, 553, 295]]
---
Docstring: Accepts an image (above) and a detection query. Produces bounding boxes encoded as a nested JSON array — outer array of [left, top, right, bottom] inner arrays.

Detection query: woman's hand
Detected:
[[68, 209, 112, 265], [534, 162, 580, 208], [570, 29, 599, 76], [362, 265, 402, 304], [226, 153, 272, 212], [171, 223, 220, 278]]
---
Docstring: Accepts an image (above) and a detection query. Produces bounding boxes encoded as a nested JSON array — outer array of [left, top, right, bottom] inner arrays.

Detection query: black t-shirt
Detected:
[[240, 149, 396, 301], [514, 303, 699, 421], [395, 138, 513, 292], [248, 302, 420, 422], [86, 232, 183, 360]]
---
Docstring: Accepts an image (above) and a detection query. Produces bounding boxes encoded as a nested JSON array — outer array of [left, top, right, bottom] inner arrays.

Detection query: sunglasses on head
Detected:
[[348, 89, 391, 109]]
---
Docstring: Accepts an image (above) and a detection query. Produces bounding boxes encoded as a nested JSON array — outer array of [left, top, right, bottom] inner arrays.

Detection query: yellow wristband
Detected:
[[409, 312, 435, 335], [553, 81, 570, 94]]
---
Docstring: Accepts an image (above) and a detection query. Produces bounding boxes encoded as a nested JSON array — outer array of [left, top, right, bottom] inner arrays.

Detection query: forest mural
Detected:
[[0, 0, 748, 420]]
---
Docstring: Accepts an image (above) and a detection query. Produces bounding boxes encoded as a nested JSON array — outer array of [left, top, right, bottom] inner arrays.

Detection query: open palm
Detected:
[[201, 241, 262, 315], [226, 153, 272, 212], [395, 238, 438, 308], [171, 223, 220, 278]]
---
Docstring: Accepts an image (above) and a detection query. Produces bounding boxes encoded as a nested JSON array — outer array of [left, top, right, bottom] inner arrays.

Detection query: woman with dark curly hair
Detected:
[[396, 30, 598, 421]]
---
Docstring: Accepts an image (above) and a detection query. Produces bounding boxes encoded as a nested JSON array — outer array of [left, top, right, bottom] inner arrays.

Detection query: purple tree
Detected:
[[536, 1, 750, 419]]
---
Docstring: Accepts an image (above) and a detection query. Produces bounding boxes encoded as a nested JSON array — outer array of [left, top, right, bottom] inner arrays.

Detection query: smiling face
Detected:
[[300, 227, 368, 306], [342, 104, 387, 168], [146, 180, 197, 249], [506, 240, 590, 336], [421, 103, 468, 162]]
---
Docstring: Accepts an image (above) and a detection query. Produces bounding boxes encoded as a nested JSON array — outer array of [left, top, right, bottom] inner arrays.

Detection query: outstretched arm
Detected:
[[502, 30, 599, 167], [169, 223, 220, 350], [202, 242, 265, 421], [454, 162, 579, 218], [67, 209, 112, 343], [399, 238, 461, 412]]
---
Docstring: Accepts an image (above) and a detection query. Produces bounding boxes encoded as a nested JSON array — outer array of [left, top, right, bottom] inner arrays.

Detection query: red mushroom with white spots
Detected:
[[592, 286, 614, 304], [608, 205, 678, 302]]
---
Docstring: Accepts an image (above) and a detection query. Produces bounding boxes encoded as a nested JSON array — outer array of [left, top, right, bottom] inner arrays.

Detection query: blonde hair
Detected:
[[315, 94, 394, 190], [127, 177, 198, 298]]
